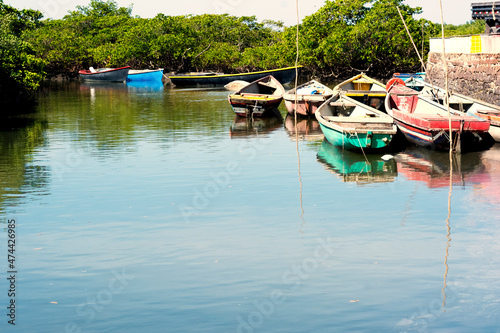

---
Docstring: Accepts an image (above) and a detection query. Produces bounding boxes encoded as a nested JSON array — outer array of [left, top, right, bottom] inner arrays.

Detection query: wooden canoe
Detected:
[[385, 81, 492, 152], [228, 75, 285, 117], [283, 80, 334, 116], [79, 66, 130, 82], [315, 92, 397, 151]]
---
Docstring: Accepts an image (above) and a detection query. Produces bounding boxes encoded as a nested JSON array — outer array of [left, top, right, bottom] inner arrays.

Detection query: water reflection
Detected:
[[127, 80, 164, 92], [229, 112, 283, 138], [316, 139, 397, 185], [394, 147, 487, 188], [284, 114, 323, 142], [79, 80, 129, 93], [0, 116, 49, 213], [473, 145, 500, 205]]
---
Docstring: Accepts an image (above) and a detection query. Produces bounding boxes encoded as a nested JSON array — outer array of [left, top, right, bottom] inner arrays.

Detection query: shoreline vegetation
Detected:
[[0, 0, 484, 111]]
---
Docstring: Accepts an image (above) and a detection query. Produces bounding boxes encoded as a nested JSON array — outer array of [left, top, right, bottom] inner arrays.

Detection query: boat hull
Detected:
[[228, 96, 283, 117], [79, 66, 130, 82], [170, 66, 299, 87], [393, 117, 491, 151], [127, 69, 163, 82], [318, 121, 395, 150], [283, 80, 334, 116], [315, 93, 397, 151], [386, 83, 493, 152], [284, 98, 326, 116], [228, 75, 285, 117]]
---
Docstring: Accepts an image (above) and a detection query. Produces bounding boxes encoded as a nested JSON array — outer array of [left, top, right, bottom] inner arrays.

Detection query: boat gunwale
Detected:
[[169, 66, 301, 79], [79, 66, 131, 75]]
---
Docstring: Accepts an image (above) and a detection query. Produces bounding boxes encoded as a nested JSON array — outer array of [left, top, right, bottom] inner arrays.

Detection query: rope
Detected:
[[294, 0, 305, 224], [438, 0, 454, 153], [353, 129, 369, 164], [397, 7, 426, 72], [396, 6, 440, 100]]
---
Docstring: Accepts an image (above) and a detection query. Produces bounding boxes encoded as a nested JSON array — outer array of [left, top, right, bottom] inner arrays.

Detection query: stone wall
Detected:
[[426, 52, 500, 105]]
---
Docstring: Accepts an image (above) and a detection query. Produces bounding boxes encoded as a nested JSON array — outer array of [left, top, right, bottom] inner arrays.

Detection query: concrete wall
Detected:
[[430, 35, 500, 54], [427, 36, 500, 105]]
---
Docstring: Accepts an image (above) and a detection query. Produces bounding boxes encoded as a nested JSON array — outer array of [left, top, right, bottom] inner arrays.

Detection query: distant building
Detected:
[[471, 2, 500, 34]]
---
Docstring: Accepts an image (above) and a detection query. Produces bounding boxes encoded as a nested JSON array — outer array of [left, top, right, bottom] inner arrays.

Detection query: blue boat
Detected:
[[393, 72, 426, 91], [127, 69, 164, 82]]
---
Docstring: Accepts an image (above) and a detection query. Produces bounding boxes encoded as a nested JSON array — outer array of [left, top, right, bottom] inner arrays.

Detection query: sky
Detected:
[[7, 0, 474, 26]]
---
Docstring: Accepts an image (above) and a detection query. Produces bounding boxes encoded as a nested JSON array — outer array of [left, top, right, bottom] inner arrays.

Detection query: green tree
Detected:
[[440, 20, 484, 37], [0, 1, 46, 110], [24, 0, 445, 80], [66, 0, 132, 18]]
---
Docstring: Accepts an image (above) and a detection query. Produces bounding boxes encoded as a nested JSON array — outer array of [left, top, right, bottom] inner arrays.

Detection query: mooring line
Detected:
[[294, 0, 305, 227]]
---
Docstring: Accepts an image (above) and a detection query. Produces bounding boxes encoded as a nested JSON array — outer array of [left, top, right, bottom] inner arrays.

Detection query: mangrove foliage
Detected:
[[23, 0, 440, 79], [0, 0, 46, 110]]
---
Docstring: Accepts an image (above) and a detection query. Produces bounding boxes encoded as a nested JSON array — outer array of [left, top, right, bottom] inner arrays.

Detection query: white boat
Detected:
[[79, 66, 130, 82], [283, 80, 334, 116]]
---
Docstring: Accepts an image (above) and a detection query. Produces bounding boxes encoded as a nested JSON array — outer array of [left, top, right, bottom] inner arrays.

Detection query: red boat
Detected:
[[385, 80, 492, 152]]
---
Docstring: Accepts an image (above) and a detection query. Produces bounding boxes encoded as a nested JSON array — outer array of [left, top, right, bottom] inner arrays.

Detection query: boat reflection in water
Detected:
[[229, 110, 283, 138], [475, 146, 500, 205], [126, 80, 164, 92], [394, 147, 487, 188], [284, 114, 324, 141], [317, 139, 397, 185]]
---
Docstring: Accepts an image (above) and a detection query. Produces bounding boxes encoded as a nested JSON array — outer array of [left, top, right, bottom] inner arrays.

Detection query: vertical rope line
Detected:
[[294, 0, 300, 123], [442, 151, 453, 309], [438, 0, 453, 153], [396, 6, 438, 99], [294, 0, 304, 221], [440, 0, 453, 311], [440, 1, 454, 153], [397, 7, 426, 72], [421, 21, 425, 73]]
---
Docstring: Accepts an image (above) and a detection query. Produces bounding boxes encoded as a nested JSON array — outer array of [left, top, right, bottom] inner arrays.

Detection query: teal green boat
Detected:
[[316, 140, 397, 184], [315, 92, 397, 151]]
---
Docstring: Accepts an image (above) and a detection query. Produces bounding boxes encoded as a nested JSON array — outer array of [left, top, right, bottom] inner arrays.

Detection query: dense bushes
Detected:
[[0, 1, 46, 110], [24, 0, 440, 79]]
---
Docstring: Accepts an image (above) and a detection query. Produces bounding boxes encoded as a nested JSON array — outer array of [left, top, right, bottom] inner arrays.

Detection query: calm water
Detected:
[[1, 80, 500, 332]]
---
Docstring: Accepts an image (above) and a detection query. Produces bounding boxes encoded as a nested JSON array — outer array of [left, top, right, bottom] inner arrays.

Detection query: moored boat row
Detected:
[[79, 65, 499, 153], [226, 71, 497, 153]]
